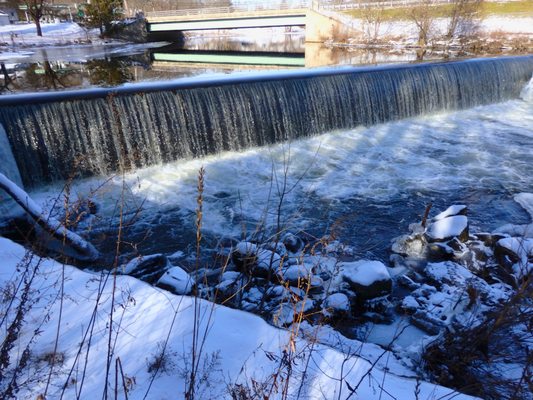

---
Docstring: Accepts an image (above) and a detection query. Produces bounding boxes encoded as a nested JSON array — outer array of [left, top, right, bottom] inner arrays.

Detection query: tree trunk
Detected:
[[35, 17, 42, 36], [0, 173, 100, 262]]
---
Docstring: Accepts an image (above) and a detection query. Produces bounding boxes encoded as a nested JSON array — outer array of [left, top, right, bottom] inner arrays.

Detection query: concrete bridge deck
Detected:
[[145, 2, 356, 42]]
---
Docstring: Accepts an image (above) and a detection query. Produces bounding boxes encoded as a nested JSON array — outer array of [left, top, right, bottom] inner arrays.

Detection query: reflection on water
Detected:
[[0, 29, 523, 94]]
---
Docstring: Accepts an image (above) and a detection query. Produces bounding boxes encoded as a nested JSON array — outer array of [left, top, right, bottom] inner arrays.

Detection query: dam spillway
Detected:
[[0, 56, 532, 188]]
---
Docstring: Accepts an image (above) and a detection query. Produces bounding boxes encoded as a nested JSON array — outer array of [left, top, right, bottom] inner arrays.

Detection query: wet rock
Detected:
[[341, 260, 392, 300], [157, 266, 193, 295], [426, 215, 469, 242]]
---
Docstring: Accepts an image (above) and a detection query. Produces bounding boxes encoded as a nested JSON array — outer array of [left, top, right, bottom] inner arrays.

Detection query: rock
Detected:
[[232, 242, 281, 278], [426, 215, 469, 242], [309, 276, 325, 295], [425, 243, 454, 262], [157, 266, 193, 295], [272, 299, 314, 327], [232, 242, 258, 274], [323, 293, 350, 317], [401, 295, 420, 314], [283, 233, 305, 254], [280, 263, 313, 287], [433, 205, 467, 221], [476, 232, 506, 247], [121, 254, 168, 283], [391, 234, 426, 257], [341, 260, 392, 299], [494, 237, 533, 278]]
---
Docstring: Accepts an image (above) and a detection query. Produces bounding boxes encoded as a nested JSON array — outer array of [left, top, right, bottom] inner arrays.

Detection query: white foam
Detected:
[[30, 98, 533, 242], [520, 75, 533, 103]]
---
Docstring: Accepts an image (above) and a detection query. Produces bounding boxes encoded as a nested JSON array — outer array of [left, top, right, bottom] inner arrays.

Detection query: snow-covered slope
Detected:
[[0, 237, 478, 399]]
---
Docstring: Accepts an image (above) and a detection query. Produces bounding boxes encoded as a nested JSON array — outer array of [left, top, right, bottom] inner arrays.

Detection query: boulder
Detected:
[[341, 260, 392, 299]]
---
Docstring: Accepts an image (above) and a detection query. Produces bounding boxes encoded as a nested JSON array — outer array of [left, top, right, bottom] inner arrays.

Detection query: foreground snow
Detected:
[[0, 237, 477, 399]]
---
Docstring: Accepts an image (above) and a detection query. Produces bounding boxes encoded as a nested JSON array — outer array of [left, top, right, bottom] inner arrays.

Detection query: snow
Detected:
[[0, 22, 97, 47], [433, 204, 467, 221], [341, 260, 391, 287], [427, 215, 468, 241], [157, 266, 193, 295], [0, 237, 480, 399]]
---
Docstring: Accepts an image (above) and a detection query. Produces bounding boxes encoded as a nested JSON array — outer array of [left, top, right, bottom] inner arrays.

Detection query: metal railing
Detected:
[[313, 0, 455, 11], [146, 1, 309, 19]]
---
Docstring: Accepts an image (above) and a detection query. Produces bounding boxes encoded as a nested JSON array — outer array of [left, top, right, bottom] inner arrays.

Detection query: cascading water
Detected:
[[0, 56, 532, 188]]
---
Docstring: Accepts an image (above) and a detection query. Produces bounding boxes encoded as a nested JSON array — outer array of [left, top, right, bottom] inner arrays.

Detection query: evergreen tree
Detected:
[[84, 0, 123, 36]]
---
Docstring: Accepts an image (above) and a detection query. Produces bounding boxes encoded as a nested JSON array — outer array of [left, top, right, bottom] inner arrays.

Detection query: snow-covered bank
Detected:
[[0, 237, 478, 399], [0, 22, 98, 47]]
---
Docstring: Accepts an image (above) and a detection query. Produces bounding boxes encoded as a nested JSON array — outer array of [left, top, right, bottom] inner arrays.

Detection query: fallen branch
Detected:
[[0, 172, 100, 262]]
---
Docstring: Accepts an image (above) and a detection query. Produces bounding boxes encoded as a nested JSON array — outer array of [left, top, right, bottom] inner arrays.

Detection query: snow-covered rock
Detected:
[[121, 253, 168, 283], [433, 204, 467, 221], [156, 266, 194, 295], [341, 260, 392, 299], [281, 263, 313, 287], [323, 293, 350, 317], [426, 215, 469, 242]]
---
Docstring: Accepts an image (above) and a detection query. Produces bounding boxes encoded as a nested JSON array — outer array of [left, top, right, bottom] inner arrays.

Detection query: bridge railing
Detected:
[[146, 1, 309, 18], [313, 0, 454, 11]]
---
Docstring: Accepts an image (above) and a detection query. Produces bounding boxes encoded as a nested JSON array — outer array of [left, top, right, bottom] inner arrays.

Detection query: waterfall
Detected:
[[0, 123, 24, 219], [1, 56, 532, 188]]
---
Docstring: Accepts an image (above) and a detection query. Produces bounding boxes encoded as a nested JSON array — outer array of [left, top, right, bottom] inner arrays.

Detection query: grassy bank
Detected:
[[345, 0, 533, 21]]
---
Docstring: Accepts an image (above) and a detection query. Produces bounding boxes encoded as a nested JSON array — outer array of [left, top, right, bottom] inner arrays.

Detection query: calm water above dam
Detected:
[[2, 29, 526, 95]]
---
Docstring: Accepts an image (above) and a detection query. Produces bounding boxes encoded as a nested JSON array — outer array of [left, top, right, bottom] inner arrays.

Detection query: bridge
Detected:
[[145, 1, 355, 43]]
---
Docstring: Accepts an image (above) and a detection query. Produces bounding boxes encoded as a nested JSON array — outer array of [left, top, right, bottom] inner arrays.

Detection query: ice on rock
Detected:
[[433, 205, 467, 221], [427, 215, 468, 242], [514, 193, 533, 220], [157, 266, 194, 295]]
